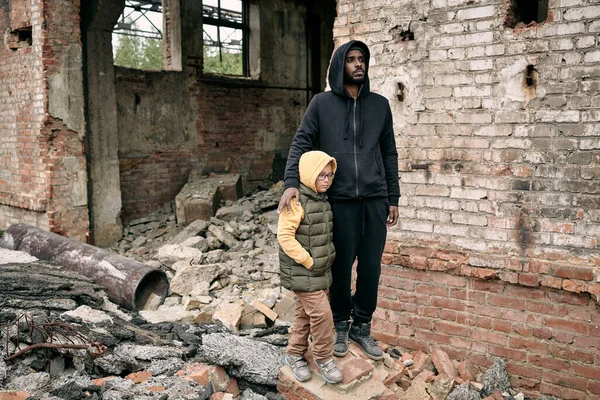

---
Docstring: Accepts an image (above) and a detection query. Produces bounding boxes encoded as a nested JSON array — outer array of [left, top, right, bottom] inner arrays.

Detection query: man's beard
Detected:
[[344, 73, 365, 85]]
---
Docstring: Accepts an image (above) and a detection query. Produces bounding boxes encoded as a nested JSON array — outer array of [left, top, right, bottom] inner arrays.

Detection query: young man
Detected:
[[278, 151, 342, 384], [277, 40, 400, 360]]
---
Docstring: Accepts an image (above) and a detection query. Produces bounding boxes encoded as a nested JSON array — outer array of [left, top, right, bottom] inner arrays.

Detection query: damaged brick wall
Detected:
[[115, 0, 322, 222], [41, 0, 88, 240], [192, 83, 305, 187], [333, 0, 600, 398], [0, 0, 88, 240], [0, 0, 48, 231]]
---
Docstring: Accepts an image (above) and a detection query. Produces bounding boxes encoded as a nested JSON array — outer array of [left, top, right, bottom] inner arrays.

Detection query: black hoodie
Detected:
[[283, 40, 400, 206]]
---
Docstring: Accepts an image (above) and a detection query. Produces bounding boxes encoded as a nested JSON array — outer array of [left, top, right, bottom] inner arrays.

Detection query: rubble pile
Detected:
[[0, 179, 563, 399]]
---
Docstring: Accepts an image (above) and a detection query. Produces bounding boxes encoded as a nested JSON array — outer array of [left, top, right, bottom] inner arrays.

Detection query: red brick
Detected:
[[543, 370, 588, 391], [431, 349, 457, 379], [432, 321, 467, 342], [545, 317, 588, 334], [125, 371, 152, 383], [509, 337, 549, 354], [506, 362, 543, 380], [572, 363, 600, 380], [91, 376, 118, 386], [0, 391, 31, 400]]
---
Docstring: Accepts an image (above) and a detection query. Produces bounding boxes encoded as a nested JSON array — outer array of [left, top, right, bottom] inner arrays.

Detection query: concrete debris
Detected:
[[200, 332, 285, 386], [481, 358, 511, 397], [0, 183, 553, 400]]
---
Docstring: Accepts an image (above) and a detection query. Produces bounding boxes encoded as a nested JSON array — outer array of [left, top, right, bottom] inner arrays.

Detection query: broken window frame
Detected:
[[202, 0, 250, 77], [112, 0, 166, 70], [114, 0, 163, 40]]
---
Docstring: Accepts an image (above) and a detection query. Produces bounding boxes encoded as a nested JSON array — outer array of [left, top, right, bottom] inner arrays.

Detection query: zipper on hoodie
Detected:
[[352, 86, 362, 197]]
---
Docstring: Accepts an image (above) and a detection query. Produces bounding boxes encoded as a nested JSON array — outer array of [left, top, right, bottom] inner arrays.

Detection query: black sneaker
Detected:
[[333, 320, 350, 357], [348, 322, 383, 361]]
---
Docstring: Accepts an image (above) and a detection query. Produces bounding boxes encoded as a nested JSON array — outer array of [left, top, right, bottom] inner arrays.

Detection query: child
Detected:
[[278, 150, 342, 384]]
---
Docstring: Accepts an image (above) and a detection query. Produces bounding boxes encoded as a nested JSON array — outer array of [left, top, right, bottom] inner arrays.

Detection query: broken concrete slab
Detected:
[[200, 332, 285, 386], [170, 263, 227, 297], [157, 244, 204, 267], [170, 219, 210, 245], [278, 363, 389, 400], [139, 306, 197, 324]]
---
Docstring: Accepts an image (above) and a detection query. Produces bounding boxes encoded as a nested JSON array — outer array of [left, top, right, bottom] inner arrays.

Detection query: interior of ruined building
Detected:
[[1, 0, 600, 398]]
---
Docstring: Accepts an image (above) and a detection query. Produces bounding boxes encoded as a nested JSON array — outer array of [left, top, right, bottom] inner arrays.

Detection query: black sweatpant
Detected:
[[329, 197, 388, 324]]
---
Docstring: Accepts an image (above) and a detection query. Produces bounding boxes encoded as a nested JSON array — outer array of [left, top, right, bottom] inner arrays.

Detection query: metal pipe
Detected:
[[0, 224, 169, 311]]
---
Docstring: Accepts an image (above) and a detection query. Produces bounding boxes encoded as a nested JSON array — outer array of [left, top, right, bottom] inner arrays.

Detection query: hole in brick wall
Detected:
[[523, 65, 537, 88], [6, 27, 32, 50], [396, 82, 405, 101], [17, 28, 32, 44], [505, 0, 549, 29], [390, 22, 414, 42]]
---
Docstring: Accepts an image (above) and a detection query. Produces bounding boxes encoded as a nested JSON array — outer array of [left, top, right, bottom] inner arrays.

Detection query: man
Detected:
[[277, 40, 399, 360]]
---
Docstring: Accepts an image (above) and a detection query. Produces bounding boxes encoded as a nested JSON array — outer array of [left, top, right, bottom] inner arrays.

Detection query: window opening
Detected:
[[203, 0, 249, 76], [505, 0, 549, 29], [113, 0, 163, 70]]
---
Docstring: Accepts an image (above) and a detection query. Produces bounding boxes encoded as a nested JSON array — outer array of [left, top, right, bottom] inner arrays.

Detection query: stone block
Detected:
[[175, 179, 221, 226], [212, 300, 244, 332], [211, 173, 243, 202], [278, 364, 388, 400], [239, 307, 267, 329]]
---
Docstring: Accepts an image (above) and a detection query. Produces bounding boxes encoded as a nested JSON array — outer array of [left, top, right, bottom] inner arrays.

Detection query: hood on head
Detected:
[[328, 40, 370, 98], [299, 151, 337, 192]]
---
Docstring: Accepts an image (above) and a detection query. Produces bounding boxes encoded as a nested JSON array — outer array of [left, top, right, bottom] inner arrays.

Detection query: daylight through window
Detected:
[[203, 0, 248, 76], [113, 0, 163, 70]]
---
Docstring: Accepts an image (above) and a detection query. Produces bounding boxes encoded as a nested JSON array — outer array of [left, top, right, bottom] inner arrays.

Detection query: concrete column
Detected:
[[82, 0, 124, 246]]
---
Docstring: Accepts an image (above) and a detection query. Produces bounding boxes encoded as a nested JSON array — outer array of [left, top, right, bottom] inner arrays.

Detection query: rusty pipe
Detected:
[[0, 224, 168, 311]]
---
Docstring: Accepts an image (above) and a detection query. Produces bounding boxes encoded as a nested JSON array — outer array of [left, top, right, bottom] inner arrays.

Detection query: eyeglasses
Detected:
[[317, 173, 335, 181]]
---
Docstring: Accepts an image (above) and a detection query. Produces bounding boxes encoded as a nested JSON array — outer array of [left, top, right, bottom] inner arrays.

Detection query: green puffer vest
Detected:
[[279, 184, 335, 292]]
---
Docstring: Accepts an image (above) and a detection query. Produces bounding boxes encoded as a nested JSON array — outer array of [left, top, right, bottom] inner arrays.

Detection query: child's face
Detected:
[[315, 163, 334, 193]]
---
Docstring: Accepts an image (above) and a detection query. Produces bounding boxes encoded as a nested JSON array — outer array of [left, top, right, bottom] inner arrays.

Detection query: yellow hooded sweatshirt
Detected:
[[277, 151, 337, 270]]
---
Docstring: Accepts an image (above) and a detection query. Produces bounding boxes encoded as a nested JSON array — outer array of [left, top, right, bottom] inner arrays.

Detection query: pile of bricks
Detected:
[[278, 343, 520, 400]]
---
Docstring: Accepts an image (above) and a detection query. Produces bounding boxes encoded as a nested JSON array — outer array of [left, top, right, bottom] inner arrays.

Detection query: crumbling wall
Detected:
[[116, 0, 329, 222], [0, 0, 88, 241], [333, 0, 600, 398]]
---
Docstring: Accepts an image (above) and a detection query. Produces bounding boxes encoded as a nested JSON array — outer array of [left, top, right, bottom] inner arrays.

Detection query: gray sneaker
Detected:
[[315, 358, 343, 384], [333, 321, 350, 357], [349, 322, 383, 361], [284, 355, 311, 382]]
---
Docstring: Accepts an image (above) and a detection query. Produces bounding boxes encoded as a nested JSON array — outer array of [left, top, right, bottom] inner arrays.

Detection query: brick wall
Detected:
[[119, 150, 193, 223], [0, 0, 88, 240], [0, 0, 47, 231], [192, 82, 305, 188], [334, 0, 600, 398]]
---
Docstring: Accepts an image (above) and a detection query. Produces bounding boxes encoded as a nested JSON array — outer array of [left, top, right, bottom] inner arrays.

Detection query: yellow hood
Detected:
[[298, 151, 337, 192]]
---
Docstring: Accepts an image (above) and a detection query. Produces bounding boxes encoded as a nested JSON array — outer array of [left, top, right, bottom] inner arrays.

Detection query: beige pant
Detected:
[[287, 290, 334, 362]]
